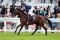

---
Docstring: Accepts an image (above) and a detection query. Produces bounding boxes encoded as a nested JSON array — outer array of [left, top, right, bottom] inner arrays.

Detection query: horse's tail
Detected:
[[44, 17, 52, 27]]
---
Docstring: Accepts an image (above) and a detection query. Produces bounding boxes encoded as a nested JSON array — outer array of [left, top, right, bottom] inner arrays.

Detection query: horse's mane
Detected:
[[16, 8, 27, 15]]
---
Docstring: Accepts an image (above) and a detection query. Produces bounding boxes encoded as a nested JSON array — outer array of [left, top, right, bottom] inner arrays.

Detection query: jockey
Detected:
[[20, 1, 31, 14]]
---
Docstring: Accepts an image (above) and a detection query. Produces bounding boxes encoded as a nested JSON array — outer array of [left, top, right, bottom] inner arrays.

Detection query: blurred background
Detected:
[[0, 0, 60, 32]]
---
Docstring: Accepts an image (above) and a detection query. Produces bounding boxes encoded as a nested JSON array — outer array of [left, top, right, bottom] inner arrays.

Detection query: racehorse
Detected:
[[10, 7, 52, 36]]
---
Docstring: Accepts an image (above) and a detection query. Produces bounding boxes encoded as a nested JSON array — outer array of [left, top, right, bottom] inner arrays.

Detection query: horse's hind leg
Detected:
[[25, 25, 28, 30], [32, 25, 38, 35], [51, 27, 55, 33], [42, 26, 47, 36], [15, 24, 20, 34], [17, 24, 24, 35]]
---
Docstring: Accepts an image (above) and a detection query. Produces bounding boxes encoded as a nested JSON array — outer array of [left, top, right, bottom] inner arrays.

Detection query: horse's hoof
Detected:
[[17, 33, 20, 36], [51, 32, 54, 33], [31, 33, 34, 35], [46, 34, 47, 36], [14, 32, 17, 34], [14, 32, 16, 34], [17, 34, 19, 36]]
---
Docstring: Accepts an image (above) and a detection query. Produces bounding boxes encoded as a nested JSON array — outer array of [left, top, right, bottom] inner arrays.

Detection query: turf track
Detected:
[[0, 32, 60, 40]]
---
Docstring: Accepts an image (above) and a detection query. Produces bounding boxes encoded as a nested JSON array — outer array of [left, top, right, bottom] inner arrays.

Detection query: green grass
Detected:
[[0, 32, 60, 40]]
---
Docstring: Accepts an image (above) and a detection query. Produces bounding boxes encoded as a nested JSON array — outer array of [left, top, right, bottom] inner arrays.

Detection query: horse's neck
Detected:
[[18, 11, 27, 18]]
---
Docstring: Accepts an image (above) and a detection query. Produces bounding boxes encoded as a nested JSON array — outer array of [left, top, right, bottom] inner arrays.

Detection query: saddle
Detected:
[[28, 14, 35, 21]]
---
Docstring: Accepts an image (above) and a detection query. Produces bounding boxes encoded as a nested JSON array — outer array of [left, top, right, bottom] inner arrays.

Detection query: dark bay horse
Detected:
[[10, 8, 52, 36]]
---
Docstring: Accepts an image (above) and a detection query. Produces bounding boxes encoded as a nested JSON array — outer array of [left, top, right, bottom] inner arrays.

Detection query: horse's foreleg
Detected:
[[17, 24, 24, 35], [43, 26, 47, 36], [31, 25, 38, 35], [15, 24, 20, 34]]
